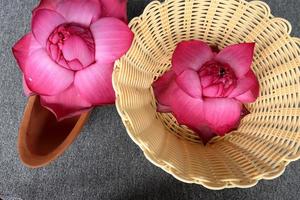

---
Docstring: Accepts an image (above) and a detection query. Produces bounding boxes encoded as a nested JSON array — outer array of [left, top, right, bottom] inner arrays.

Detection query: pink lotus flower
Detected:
[[13, 0, 133, 120], [153, 40, 259, 143]]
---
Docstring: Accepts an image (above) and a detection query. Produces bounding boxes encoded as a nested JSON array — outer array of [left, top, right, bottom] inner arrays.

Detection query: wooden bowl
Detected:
[[18, 96, 90, 168]]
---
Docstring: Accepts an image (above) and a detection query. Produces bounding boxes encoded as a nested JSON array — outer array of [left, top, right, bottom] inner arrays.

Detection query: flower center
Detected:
[[199, 61, 237, 97], [46, 23, 95, 71], [219, 67, 226, 77]]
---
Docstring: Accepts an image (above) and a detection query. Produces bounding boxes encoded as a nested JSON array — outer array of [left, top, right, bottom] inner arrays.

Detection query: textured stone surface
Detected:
[[0, 0, 299, 199]]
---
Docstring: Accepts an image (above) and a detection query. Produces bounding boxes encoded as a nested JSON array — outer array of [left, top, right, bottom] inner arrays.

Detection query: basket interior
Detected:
[[113, 0, 300, 189]]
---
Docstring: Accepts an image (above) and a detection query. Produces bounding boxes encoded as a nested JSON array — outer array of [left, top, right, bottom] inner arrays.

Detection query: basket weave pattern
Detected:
[[113, 0, 300, 189]]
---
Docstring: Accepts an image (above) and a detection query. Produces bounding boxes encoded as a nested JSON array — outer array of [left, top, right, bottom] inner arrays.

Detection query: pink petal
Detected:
[[193, 126, 216, 144], [170, 87, 205, 127], [74, 62, 115, 105], [32, 9, 66, 46], [203, 98, 242, 135], [101, 0, 128, 23], [62, 35, 94, 69], [153, 71, 176, 93], [32, 0, 61, 13], [156, 103, 172, 113], [216, 84, 225, 96], [171, 92, 216, 143], [153, 70, 177, 107], [57, 58, 69, 69], [172, 40, 214, 75], [24, 49, 74, 95], [56, 0, 101, 26], [223, 84, 236, 97], [228, 71, 259, 98], [175, 69, 202, 98], [200, 75, 214, 88], [155, 82, 178, 109], [66, 59, 83, 71], [12, 33, 42, 71], [23, 75, 34, 96], [40, 84, 92, 121], [168, 86, 239, 141], [49, 44, 60, 61], [90, 17, 134, 63], [216, 43, 255, 78], [234, 71, 259, 103], [202, 84, 220, 97], [235, 90, 258, 103]]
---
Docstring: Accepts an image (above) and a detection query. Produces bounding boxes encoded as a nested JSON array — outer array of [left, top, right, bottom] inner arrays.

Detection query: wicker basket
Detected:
[[112, 0, 300, 189]]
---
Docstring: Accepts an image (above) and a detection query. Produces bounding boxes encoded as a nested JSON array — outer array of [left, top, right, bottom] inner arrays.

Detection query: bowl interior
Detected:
[[114, 0, 300, 188]]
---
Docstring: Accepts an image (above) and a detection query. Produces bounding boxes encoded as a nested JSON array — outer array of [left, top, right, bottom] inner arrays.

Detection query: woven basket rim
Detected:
[[113, 0, 300, 189]]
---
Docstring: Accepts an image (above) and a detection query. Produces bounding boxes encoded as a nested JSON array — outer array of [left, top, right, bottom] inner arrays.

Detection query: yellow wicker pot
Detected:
[[113, 0, 300, 189]]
